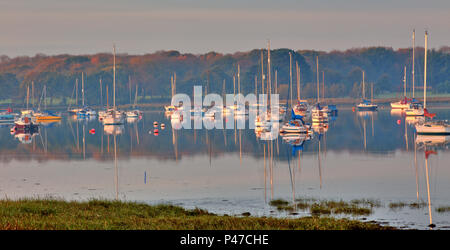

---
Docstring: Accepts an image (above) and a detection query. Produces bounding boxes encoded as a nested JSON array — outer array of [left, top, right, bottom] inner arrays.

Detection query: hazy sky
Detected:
[[0, 0, 449, 57]]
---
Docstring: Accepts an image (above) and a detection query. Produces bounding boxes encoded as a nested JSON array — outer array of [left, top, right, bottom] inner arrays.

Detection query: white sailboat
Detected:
[[126, 83, 142, 118], [77, 72, 97, 117], [406, 31, 425, 116], [391, 66, 413, 109], [311, 56, 329, 122], [103, 45, 124, 125], [414, 31, 450, 135]]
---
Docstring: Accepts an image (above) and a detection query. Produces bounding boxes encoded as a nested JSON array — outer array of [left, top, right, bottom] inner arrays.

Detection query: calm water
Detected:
[[1, 106, 450, 229]]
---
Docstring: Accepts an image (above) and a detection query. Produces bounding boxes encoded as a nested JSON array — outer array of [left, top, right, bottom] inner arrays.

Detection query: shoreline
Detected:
[[0, 198, 394, 230], [2, 96, 449, 110]]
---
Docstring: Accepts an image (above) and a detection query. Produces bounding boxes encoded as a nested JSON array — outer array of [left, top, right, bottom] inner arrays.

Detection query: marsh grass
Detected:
[[270, 197, 376, 217], [436, 206, 450, 213], [389, 200, 428, 210], [0, 198, 392, 230]]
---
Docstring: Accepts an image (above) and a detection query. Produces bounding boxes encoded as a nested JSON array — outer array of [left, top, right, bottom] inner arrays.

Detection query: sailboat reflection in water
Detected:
[[415, 134, 449, 229]]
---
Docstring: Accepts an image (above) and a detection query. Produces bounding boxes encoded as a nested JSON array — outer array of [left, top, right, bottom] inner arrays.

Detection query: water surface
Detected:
[[1, 106, 450, 230]]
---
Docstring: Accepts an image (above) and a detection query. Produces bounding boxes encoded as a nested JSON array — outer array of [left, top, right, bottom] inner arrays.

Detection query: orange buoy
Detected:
[[352, 107, 356, 112], [89, 129, 95, 134]]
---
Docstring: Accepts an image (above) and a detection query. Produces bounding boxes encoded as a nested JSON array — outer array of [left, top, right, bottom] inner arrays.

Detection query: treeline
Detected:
[[0, 46, 449, 107]]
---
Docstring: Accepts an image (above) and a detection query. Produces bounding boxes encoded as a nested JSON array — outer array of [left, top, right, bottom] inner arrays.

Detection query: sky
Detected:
[[0, 0, 449, 57]]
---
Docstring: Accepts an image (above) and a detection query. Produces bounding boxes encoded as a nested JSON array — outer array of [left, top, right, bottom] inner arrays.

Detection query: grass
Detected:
[[0, 198, 393, 230], [389, 201, 428, 210], [436, 206, 450, 213], [270, 197, 379, 217]]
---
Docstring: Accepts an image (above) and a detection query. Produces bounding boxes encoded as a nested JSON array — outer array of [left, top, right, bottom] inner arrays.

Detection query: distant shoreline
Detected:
[[2, 96, 449, 110]]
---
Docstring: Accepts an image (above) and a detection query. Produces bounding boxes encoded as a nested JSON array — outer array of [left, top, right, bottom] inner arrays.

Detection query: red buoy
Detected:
[[89, 129, 96, 134], [397, 119, 401, 125]]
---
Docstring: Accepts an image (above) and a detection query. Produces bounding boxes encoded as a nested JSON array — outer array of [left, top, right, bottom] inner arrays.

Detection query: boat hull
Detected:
[[416, 124, 450, 135], [357, 106, 377, 111]]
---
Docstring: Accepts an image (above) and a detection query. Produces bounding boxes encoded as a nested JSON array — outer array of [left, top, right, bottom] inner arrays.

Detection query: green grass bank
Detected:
[[0, 199, 394, 230]]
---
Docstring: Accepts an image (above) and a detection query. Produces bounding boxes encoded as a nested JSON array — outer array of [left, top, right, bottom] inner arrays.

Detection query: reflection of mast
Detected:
[[318, 138, 322, 189], [135, 122, 139, 145], [76, 120, 80, 151], [363, 118, 367, 151], [405, 116, 409, 151], [270, 141, 273, 199], [424, 146, 433, 229], [239, 129, 242, 165], [83, 123, 86, 160], [371, 111, 374, 137], [172, 128, 178, 162], [264, 144, 267, 203], [114, 134, 118, 200], [414, 134, 419, 200], [101, 123, 104, 154]]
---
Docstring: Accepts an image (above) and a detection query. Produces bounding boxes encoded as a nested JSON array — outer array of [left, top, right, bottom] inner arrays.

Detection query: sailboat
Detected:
[[405, 31, 425, 116], [76, 72, 97, 117], [126, 83, 143, 118], [164, 72, 181, 113], [292, 57, 310, 117], [13, 115, 39, 133], [414, 31, 450, 135], [103, 45, 124, 125], [357, 70, 378, 111], [68, 78, 83, 114], [311, 56, 329, 123], [33, 85, 62, 122], [393, 30, 421, 110], [280, 51, 311, 134], [391, 66, 413, 109]]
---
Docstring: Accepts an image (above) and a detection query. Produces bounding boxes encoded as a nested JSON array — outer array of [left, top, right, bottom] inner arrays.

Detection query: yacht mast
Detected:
[[424, 31, 428, 109], [316, 56, 319, 103], [412, 29, 415, 98], [362, 70, 365, 100], [403, 66, 407, 97], [26, 84, 29, 110], [75, 78, 78, 106], [289, 52, 293, 107], [267, 40, 271, 106], [261, 49, 264, 98], [238, 64, 240, 94], [113, 44, 116, 110], [82, 72, 85, 107], [296, 62, 300, 100]]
